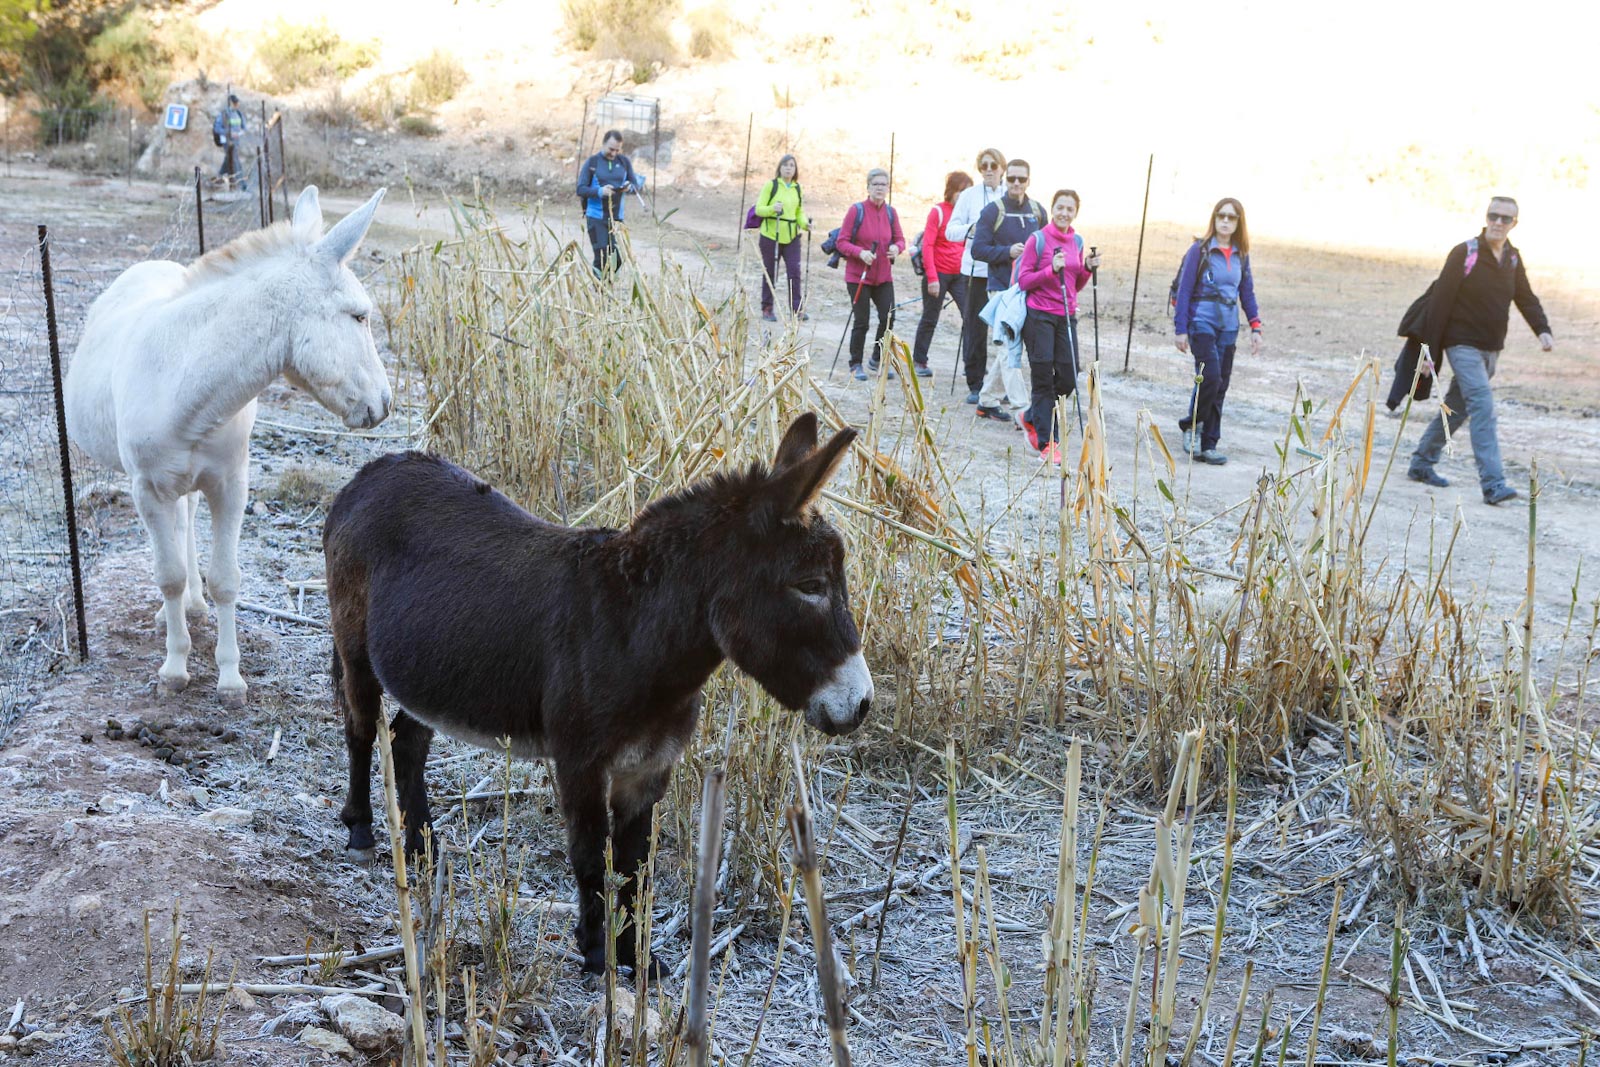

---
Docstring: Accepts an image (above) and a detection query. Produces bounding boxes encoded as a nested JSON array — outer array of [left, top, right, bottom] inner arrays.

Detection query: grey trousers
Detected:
[[1410, 345, 1506, 495]]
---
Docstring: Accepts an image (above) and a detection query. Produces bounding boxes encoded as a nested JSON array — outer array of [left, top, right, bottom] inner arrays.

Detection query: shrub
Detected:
[[88, 11, 170, 108], [357, 74, 408, 127], [398, 113, 442, 137], [562, 0, 678, 81], [304, 85, 359, 129], [685, 5, 731, 59], [409, 49, 466, 107], [256, 18, 379, 92]]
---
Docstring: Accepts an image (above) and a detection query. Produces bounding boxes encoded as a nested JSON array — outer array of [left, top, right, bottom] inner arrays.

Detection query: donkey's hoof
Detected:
[[580, 947, 609, 975], [158, 668, 190, 694], [217, 680, 247, 709], [344, 846, 377, 863], [345, 823, 376, 855]]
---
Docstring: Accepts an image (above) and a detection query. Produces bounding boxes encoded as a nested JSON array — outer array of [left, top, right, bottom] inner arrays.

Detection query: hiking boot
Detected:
[[761, 310, 778, 322], [1194, 448, 1228, 465], [914, 363, 934, 378], [851, 365, 868, 381], [1484, 485, 1519, 506], [1408, 467, 1449, 488], [1180, 426, 1194, 455], [965, 391, 981, 405], [1015, 410, 1039, 451], [975, 405, 1010, 423], [1040, 442, 1063, 465], [867, 360, 896, 380]]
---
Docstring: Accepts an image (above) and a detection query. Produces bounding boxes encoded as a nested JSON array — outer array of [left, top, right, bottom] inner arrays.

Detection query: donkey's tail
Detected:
[[330, 646, 348, 717]]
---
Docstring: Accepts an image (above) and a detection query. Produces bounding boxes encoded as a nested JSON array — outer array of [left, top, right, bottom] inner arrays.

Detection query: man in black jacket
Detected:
[[1407, 197, 1554, 505], [969, 159, 1045, 422]]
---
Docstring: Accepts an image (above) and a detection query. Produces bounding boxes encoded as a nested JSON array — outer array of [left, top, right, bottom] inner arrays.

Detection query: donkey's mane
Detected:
[[184, 220, 305, 286], [631, 464, 773, 528]]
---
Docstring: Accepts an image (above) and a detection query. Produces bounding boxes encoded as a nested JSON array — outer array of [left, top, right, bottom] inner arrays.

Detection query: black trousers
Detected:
[[1178, 330, 1236, 451], [586, 216, 619, 275], [911, 272, 968, 367], [759, 235, 803, 312], [960, 275, 991, 391], [1022, 309, 1078, 449], [848, 280, 895, 367]]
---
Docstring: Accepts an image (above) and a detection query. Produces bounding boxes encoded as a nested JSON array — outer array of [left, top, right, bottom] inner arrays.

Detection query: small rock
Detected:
[[210, 725, 225, 737], [226, 987, 256, 1011], [198, 807, 255, 829], [259, 1003, 323, 1037], [80, 733, 93, 743], [18, 1031, 63, 1052], [297, 1025, 355, 1058], [0, 1035, 14, 1052], [105, 728, 124, 740], [189, 786, 210, 807], [219, 729, 240, 744], [353, 137, 368, 147], [70, 893, 103, 918], [153, 746, 175, 762], [585, 988, 663, 1049], [319, 994, 405, 1053]]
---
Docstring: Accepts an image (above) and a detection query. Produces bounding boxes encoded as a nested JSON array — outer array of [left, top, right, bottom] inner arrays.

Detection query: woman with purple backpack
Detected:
[[836, 168, 906, 380], [753, 154, 810, 321], [1013, 189, 1100, 462]]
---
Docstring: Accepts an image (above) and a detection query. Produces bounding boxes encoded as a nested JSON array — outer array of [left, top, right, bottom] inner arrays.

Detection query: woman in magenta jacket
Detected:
[[1013, 189, 1100, 461], [909, 170, 974, 376], [836, 167, 907, 380]]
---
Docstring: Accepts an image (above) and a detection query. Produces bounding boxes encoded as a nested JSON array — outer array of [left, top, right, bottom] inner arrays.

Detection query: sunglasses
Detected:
[[1006, 175, 1029, 184], [980, 161, 1000, 172], [1215, 212, 1239, 221], [1487, 212, 1516, 224]]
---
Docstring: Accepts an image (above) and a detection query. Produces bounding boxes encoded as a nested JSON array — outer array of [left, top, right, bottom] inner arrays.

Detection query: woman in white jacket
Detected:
[[945, 148, 1010, 406]]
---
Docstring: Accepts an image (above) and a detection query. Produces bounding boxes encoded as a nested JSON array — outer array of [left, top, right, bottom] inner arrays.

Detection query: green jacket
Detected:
[[755, 179, 808, 245]]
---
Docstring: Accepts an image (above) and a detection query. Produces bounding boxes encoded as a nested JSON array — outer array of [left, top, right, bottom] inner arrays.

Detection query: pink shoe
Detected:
[[1040, 442, 1062, 464], [1014, 410, 1039, 451]]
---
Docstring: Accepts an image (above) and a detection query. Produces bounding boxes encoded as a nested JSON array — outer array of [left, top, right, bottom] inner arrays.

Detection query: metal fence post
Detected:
[[37, 224, 89, 661], [256, 153, 266, 228], [194, 165, 206, 254]]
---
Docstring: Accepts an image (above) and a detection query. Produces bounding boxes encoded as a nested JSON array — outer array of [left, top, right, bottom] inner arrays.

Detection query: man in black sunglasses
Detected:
[[1406, 197, 1555, 506]]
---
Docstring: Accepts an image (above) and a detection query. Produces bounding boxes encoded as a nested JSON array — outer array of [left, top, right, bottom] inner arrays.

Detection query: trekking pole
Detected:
[[1123, 154, 1152, 373], [830, 241, 878, 378], [1062, 270, 1085, 436], [734, 113, 753, 252], [1089, 244, 1101, 365], [803, 227, 812, 318]]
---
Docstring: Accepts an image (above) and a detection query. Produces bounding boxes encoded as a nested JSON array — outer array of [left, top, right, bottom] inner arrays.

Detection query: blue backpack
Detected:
[[821, 201, 898, 269]]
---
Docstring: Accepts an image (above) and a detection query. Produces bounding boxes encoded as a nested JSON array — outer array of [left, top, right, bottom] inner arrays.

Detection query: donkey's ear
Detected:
[[291, 185, 323, 243], [772, 413, 819, 472], [313, 187, 387, 266], [767, 426, 856, 518]]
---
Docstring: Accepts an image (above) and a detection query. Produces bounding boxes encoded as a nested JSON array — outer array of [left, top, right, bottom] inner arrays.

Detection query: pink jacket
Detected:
[[923, 202, 964, 277], [837, 200, 906, 287], [1015, 224, 1091, 316]]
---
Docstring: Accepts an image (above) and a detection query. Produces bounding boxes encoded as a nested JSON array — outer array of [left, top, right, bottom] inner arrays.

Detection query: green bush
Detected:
[[398, 113, 441, 137], [256, 18, 379, 92], [409, 49, 466, 108], [561, 0, 678, 81], [358, 74, 408, 126], [685, 5, 731, 59], [88, 11, 167, 105]]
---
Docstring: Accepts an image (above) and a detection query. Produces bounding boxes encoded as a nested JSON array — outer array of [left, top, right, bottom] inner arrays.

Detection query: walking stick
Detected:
[[1123, 154, 1152, 372], [1062, 270, 1085, 436], [803, 227, 812, 317], [1089, 244, 1100, 365], [734, 113, 753, 253], [829, 241, 878, 378]]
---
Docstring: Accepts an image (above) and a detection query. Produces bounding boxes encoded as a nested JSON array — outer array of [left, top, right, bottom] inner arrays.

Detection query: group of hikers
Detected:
[[574, 141, 1555, 503]]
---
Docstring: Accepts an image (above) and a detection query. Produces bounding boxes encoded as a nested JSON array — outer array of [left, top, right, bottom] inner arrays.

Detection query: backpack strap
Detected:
[[1462, 236, 1479, 276], [849, 202, 865, 243]]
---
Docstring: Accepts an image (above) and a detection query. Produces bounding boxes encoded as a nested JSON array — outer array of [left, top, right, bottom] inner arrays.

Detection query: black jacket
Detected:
[[1423, 232, 1551, 354], [971, 195, 1045, 290]]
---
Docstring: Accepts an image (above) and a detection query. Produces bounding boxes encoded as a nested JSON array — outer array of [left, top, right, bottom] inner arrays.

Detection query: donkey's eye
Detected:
[[352, 312, 369, 325], [793, 578, 827, 597]]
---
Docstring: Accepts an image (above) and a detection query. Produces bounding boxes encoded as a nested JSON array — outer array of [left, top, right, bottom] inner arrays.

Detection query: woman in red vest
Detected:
[[910, 170, 974, 378]]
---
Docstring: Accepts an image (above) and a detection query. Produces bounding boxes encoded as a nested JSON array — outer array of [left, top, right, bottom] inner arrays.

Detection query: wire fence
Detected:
[[0, 183, 267, 744]]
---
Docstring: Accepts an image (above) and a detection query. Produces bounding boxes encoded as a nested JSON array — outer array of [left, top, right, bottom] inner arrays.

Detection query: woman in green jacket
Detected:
[[755, 154, 810, 321]]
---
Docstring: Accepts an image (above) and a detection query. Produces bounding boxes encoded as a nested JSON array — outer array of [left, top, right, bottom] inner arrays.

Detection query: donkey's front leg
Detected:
[[202, 469, 248, 705], [180, 492, 207, 614], [609, 769, 670, 976], [132, 485, 192, 693], [559, 765, 616, 974]]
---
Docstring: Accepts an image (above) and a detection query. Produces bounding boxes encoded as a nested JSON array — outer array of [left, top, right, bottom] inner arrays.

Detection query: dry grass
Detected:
[[360, 200, 1600, 1062]]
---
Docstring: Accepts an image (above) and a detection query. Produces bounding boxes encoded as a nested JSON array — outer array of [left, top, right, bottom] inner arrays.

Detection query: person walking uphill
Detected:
[[1406, 197, 1554, 505], [971, 158, 1047, 424], [1014, 189, 1099, 461], [577, 130, 644, 276], [837, 168, 906, 380], [945, 149, 1008, 403], [910, 170, 973, 377], [754, 155, 810, 321], [213, 93, 246, 191], [1173, 198, 1263, 466]]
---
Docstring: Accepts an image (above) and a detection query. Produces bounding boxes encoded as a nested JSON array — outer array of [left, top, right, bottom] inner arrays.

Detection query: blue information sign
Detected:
[[163, 104, 189, 131]]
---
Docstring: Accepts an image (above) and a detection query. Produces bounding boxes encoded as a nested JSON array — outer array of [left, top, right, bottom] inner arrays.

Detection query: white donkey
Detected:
[[64, 186, 391, 705]]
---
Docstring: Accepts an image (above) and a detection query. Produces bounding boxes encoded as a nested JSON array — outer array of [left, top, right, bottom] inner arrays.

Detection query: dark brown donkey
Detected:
[[323, 414, 872, 973]]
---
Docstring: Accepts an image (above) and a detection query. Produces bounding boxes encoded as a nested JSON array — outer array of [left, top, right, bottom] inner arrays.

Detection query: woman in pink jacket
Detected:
[[836, 167, 907, 380], [1014, 189, 1101, 461]]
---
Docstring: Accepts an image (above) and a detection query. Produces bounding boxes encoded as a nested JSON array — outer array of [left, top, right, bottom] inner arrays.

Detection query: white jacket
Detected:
[[979, 284, 1029, 369], [945, 181, 1005, 279]]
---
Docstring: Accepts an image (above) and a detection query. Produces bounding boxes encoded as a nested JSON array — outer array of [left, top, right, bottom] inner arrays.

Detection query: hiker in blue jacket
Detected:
[[577, 130, 644, 276], [969, 158, 1046, 422], [1172, 197, 1263, 466]]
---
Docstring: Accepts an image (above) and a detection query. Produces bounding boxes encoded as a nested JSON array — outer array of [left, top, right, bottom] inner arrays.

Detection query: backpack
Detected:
[[212, 110, 228, 147], [1397, 237, 1495, 338], [1167, 240, 1247, 318], [821, 201, 898, 269], [991, 198, 1046, 234], [911, 202, 955, 278]]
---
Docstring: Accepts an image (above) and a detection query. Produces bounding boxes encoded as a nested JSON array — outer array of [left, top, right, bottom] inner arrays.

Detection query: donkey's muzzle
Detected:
[[805, 651, 873, 736]]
